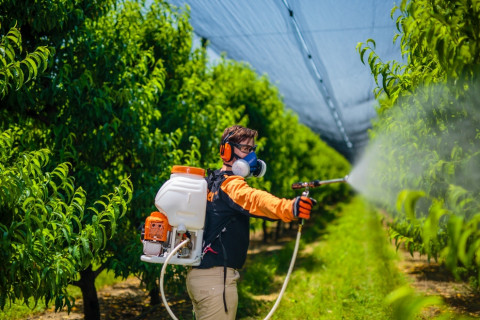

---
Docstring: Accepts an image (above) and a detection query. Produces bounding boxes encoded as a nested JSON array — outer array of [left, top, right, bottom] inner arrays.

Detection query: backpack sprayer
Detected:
[[141, 166, 207, 267], [141, 165, 208, 320], [141, 167, 348, 320]]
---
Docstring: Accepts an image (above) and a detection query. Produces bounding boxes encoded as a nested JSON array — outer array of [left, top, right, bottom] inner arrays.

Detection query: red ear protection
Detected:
[[220, 142, 232, 161], [220, 131, 235, 162]]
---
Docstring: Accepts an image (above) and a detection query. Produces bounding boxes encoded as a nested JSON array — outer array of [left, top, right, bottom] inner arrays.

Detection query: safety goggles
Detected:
[[231, 142, 257, 153]]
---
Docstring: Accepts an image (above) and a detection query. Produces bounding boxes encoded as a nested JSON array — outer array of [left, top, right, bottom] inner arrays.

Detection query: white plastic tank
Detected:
[[154, 165, 207, 230]]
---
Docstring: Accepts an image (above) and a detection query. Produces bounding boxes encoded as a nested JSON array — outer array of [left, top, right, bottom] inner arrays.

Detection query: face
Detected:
[[233, 138, 256, 159]]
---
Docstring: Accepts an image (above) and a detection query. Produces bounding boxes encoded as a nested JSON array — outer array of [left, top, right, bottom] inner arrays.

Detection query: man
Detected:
[[186, 125, 316, 320]]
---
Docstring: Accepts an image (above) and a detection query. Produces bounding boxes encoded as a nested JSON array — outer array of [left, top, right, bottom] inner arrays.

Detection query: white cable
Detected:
[[263, 224, 303, 320], [160, 238, 190, 320]]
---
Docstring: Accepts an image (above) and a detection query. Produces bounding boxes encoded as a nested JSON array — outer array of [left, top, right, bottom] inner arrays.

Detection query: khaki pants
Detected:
[[186, 267, 240, 320]]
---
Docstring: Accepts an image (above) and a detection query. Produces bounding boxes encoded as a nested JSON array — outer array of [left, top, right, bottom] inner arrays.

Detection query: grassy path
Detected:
[[238, 196, 405, 319], [239, 196, 480, 320]]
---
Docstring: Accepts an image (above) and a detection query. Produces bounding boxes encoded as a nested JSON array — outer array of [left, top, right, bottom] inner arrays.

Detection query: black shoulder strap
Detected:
[[205, 168, 216, 190], [202, 216, 236, 249]]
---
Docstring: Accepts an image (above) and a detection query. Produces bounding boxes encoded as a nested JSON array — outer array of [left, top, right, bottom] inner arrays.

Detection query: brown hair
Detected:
[[221, 125, 258, 144]]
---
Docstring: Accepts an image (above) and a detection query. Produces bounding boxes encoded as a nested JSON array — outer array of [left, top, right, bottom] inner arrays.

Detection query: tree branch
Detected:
[[93, 263, 107, 278]]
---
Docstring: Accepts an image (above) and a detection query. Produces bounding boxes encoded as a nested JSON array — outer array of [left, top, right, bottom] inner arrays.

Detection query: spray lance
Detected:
[[263, 175, 349, 320], [291, 175, 349, 190]]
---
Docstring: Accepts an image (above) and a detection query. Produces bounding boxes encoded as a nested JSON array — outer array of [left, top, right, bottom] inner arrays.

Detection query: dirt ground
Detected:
[[27, 276, 192, 320], [28, 238, 480, 320], [397, 249, 480, 319]]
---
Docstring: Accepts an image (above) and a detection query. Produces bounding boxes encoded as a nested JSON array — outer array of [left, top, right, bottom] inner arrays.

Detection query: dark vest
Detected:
[[198, 170, 251, 269]]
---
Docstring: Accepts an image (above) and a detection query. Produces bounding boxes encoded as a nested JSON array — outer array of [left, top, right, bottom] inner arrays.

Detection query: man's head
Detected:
[[220, 125, 257, 163]]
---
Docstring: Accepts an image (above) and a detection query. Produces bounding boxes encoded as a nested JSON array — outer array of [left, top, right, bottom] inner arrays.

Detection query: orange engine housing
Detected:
[[144, 211, 171, 242]]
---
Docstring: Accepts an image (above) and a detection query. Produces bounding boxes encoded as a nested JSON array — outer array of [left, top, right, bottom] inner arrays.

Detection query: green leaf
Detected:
[[366, 38, 376, 49], [396, 190, 425, 223]]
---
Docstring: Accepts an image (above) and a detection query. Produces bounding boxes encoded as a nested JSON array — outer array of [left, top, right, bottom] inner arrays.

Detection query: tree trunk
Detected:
[[275, 221, 283, 240], [149, 286, 161, 305], [262, 220, 268, 243], [76, 266, 101, 320]]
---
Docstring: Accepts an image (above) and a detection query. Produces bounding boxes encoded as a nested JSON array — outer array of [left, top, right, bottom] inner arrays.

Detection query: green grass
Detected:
[[0, 269, 124, 320], [238, 196, 407, 319]]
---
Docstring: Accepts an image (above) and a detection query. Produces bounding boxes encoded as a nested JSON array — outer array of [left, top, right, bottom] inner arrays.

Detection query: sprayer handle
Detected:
[[301, 189, 308, 226]]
